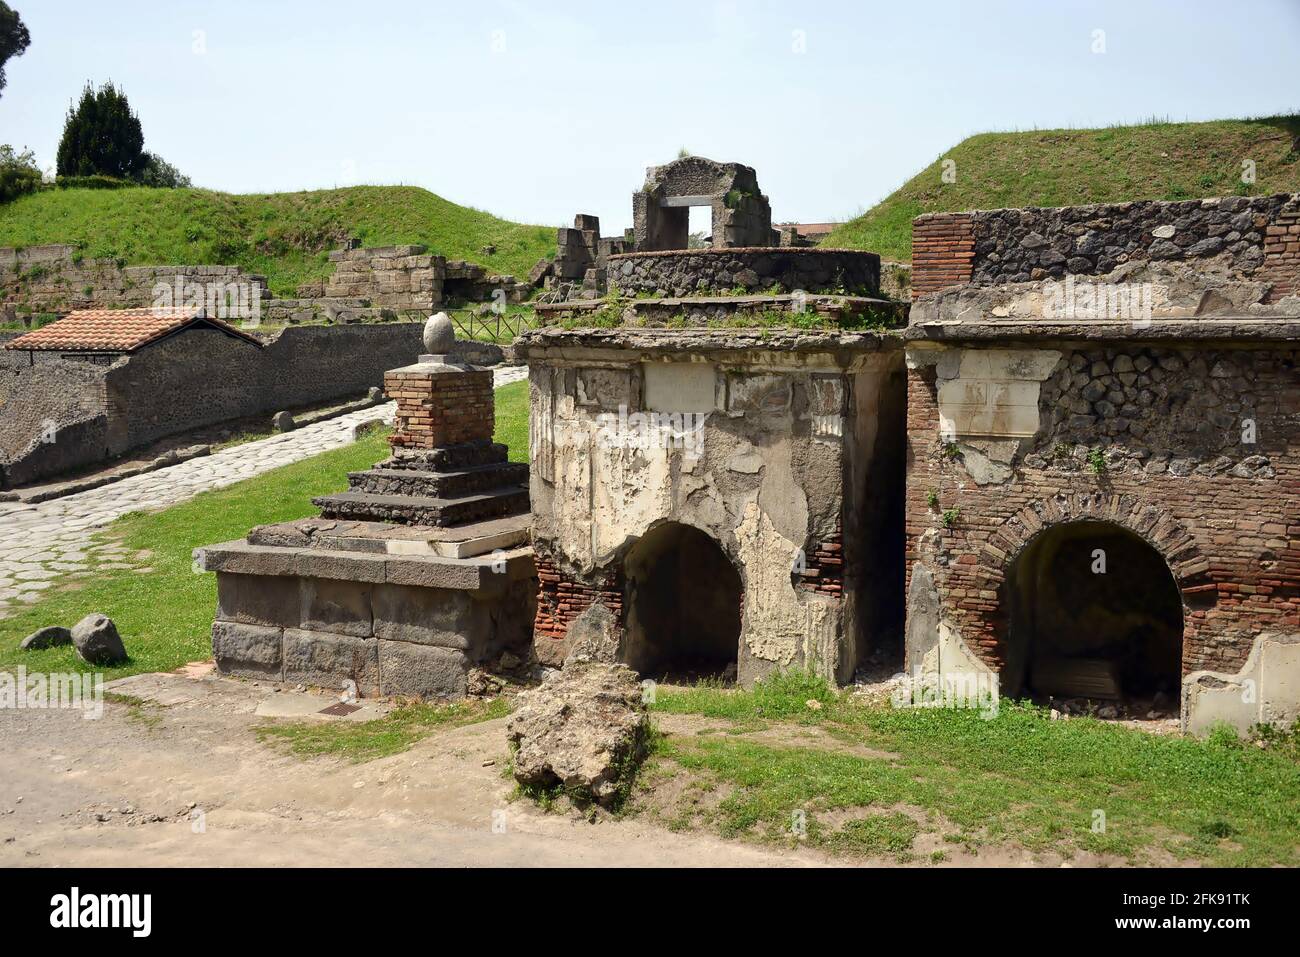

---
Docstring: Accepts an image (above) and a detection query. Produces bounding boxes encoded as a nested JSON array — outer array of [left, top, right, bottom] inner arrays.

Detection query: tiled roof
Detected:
[[3, 309, 262, 353]]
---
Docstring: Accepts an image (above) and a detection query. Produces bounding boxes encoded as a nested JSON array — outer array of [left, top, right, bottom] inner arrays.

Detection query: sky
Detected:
[[1, 0, 1298, 234]]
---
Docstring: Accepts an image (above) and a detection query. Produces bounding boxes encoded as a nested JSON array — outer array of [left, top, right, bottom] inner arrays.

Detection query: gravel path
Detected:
[[0, 366, 529, 619]]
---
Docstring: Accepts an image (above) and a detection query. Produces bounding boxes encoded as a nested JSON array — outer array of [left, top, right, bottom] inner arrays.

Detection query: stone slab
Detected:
[[283, 628, 379, 696], [378, 640, 469, 698]]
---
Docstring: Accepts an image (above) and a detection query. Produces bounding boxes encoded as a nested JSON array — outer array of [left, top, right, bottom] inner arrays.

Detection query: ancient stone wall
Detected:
[[0, 322, 430, 487], [608, 248, 881, 298], [911, 194, 1300, 299], [517, 328, 906, 683], [903, 341, 1299, 684], [0, 245, 268, 316]]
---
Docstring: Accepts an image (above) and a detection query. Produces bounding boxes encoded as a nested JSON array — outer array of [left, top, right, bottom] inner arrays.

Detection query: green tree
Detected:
[[0, 144, 40, 203], [0, 2, 30, 98], [56, 81, 145, 180], [138, 152, 192, 188]]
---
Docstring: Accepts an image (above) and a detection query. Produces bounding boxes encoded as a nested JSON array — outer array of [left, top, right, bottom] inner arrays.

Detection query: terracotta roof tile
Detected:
[[3, 308, 262, 353]]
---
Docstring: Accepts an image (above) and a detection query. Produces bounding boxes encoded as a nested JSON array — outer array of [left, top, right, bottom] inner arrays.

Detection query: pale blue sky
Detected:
[[1, 0, 1297, 232]]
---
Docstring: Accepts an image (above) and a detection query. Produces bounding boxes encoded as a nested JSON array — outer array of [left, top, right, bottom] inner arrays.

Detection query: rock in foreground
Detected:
[[71, 614, 128, 665], [507, 662, 648, 807], [19, 626, 72, 651]]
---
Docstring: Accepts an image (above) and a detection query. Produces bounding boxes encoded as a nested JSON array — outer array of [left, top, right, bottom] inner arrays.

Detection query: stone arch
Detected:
[[974, 493, 1207, 701], [620, 520, 744, 680]]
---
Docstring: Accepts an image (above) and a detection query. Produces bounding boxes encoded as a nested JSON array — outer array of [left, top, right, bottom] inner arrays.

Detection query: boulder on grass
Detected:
[[507, 661, 648, 807], [19, 626, 72, 651], [71, 614, 127, 665]]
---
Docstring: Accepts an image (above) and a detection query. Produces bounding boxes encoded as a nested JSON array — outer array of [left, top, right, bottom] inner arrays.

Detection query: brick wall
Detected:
[[795, 528, 845, 597], [911, 213, 975, 299], [1261, 208, 1300, 302], [533, 553, 624, 645], [385, 365, 494, 450], [905, 350, 1300, 677]]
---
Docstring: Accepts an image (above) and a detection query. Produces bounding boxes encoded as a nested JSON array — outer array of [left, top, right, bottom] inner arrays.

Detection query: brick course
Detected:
[[911, 213, 975, 299], [384, 367, 494, 450]]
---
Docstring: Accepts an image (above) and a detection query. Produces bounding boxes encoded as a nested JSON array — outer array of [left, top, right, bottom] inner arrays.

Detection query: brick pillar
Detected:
[[384, 361, 494, 450], [1261, 209, 1300, 303], [911, 212, 975, 299]]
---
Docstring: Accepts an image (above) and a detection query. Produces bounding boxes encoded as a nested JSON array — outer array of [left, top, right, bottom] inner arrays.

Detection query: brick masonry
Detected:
[[795, 528, 845, 597], [1261, 209, 1300, 302], [385, 365, 495, 450], [532, 553, 624, 649], [904, 354, 1300, 677], [911, 213, 975, 299]]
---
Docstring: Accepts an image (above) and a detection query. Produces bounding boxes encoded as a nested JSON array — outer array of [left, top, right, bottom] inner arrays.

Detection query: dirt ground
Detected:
[[0, 667, 830, 868], [0, 667, 1119, 868]]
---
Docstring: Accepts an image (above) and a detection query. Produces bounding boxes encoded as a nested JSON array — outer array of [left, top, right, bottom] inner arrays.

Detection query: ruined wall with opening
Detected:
[[903, 340, 1299, 691], [518, 328, 906, 684]]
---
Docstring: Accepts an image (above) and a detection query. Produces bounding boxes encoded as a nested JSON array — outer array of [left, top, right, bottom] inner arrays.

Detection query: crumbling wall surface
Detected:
[[903, 341, 1300, 720], [608, 248, 881, 298], [520, 328, 902, 683]]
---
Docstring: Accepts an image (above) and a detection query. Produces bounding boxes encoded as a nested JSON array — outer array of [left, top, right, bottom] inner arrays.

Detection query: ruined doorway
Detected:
[[1004, 521, 1183, 704], [623, 522, 742, 681]]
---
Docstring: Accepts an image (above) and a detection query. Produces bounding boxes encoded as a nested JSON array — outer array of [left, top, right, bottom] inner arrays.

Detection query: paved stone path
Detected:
[[0, 366, 529, 620]]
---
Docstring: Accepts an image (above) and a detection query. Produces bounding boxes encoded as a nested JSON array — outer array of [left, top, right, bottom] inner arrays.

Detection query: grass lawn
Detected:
[[641, 673, 1300, 866], [0, 379, 532, 678]]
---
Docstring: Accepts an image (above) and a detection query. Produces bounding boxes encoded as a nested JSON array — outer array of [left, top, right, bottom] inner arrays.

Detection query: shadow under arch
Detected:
[[621, 521, 743, 681], [1001, 519, 1184, 702]]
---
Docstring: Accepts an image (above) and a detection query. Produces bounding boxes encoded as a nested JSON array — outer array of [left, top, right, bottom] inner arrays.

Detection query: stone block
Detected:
[[372, 583, 482, 650], [378, 640, 469, 698], [215, 573, 300, 629], [575, 367, 633, 410], [211, 620, 283, 680], [283, 629, 379, 696], [299, 577, 374, 638]]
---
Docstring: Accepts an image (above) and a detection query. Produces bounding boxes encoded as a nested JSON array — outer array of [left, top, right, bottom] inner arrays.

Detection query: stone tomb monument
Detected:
[[199, 315, 535, 698]]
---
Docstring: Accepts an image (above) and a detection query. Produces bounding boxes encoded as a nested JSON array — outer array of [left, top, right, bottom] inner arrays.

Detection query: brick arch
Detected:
[[964, 492, 1209, 675]]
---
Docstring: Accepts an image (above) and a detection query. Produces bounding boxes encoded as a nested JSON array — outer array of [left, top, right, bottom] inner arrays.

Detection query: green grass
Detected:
[[825, 115, 1300, 261], [647, 674, 1300, 866], [0, 380, 532, 677], [493, 379, 529, 464], [256, 697, 510, 763], [0, 185, 556, 298]]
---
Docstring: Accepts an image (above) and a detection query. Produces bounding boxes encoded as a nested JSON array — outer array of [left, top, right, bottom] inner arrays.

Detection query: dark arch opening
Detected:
[[622, 522, 742, 682], [1004, 521, 1183, 708]]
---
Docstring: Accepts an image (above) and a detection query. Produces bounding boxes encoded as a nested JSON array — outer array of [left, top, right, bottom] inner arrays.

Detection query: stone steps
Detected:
[[347, 462, 529, 498], [313, 486, 529, 528], [382, 440, 511, 471]]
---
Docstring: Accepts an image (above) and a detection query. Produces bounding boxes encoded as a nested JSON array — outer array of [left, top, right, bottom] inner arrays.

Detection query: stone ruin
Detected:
[[201, 164, 1300, 738]]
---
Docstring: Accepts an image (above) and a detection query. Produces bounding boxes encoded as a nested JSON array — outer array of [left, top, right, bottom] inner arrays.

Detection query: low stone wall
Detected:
[[324, 245, 531, 312], [0, 245, 268, 317], [911, 194, 1300, 298], [607, 248, 882, 298]]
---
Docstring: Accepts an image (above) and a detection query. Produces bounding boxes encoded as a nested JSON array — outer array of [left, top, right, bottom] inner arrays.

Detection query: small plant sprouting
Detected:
[[926, 489, 940, 510], [1087, 448, 1106, 474], [941, 507, 960, 529], [942, 442, 962, 460]]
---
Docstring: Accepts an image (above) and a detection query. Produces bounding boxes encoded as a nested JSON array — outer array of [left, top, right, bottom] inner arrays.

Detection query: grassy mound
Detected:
[[825, 116, 1300, 261], [0, 185, 556, 297]]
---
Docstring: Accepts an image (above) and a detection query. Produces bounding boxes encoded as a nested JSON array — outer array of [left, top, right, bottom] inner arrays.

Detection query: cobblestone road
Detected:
[[0, 366, 528, 619]]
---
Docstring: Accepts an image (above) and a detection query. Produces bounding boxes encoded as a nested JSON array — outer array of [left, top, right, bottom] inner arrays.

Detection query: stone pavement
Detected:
[[0, 365, 529, 620]]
